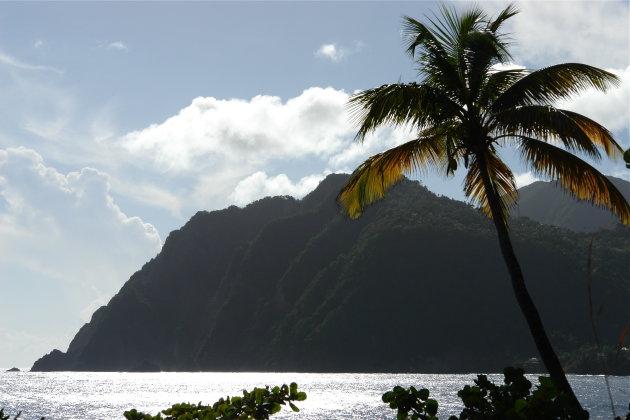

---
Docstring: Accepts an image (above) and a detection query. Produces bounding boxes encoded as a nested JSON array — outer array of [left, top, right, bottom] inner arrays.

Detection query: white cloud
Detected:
[[117, 87, 425, 212], [0, 52, 63, 75], [107, 41, 128, 50], [229, 171, 326, 206], [315, 41, 364, 62], [0, 147, 161, 298], [33, 40, 43, 49], [190, 166, 257, 209], [491, 62, 526, 72], [509, 1, 629, 69], [120, 87, 355, 172], [515, 171, 540, 189]]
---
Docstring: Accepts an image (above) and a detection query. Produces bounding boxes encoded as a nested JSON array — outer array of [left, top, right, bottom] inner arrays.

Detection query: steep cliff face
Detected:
[[32, 188, 305, 372], [32, 174, 630, 373]]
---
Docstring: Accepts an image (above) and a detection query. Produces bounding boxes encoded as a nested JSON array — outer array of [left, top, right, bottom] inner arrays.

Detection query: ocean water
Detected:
[[0, 371, 628, 419]]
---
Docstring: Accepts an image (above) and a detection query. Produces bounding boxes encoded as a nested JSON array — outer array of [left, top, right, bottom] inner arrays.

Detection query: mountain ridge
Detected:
[[31, 174, 630, 373]]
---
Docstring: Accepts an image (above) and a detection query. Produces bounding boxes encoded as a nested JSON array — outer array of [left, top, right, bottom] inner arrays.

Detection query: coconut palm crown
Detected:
[[338, 4, 629, 418], [340, 5, 629, 226]]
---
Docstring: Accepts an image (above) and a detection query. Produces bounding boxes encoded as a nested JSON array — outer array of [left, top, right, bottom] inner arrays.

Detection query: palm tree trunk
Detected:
[[476, 155, 587, 418]]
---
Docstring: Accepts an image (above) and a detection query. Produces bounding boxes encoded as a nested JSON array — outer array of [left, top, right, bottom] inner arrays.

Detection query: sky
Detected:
[[0, 1, 628, 368]]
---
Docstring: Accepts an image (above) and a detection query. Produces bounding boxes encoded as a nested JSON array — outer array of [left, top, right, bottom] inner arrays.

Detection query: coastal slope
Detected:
[[32, 174, 630, 373]]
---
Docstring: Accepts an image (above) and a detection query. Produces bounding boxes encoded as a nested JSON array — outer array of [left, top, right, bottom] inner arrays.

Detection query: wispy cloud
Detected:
[[316, 44, 344, 62], [107, 41, 128, 51], [0, 52, 63, 75], [315, 41, 364, 63], [114, 180, 183, 217], [33, 40, 43, 49]]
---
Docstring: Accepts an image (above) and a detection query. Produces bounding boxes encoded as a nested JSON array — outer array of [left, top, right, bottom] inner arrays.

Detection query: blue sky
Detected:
[[1, 1, 628, 368]]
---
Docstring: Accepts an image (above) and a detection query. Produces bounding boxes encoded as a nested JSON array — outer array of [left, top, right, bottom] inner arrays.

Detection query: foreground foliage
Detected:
[[0, 408, 20, 420], [123, 383, 306, 420], [0, 408, 44, 420], [384, 367, 630, 420]]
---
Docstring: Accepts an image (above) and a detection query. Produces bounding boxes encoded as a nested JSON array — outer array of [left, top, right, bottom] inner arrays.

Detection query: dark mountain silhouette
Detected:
[[32, 174, 630, 373], [513, 176, 630, 232]]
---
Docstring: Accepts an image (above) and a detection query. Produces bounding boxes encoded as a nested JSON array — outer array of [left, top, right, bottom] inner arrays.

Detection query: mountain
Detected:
[[31, 174, 630, 374], [514, 176, 630, 232]]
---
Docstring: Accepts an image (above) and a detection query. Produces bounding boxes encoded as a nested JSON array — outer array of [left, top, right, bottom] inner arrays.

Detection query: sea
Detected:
[[1, 371, 628, 419]]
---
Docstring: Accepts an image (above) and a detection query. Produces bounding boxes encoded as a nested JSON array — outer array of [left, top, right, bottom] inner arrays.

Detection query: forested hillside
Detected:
[[32, 174, 630, 374]]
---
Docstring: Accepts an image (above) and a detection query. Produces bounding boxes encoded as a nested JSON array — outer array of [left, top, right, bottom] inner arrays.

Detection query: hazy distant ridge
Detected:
[[514, 176, 630, 232]]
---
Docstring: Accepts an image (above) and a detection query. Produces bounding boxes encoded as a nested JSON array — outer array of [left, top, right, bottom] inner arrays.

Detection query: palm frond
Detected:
[[493, 63, 620, 110], [432, 6, 486, 99], [487, 4, 519, 33], [478, 69, 526, 108], [402, 16, 446, 59], [463, 5, 518, 96], [338, 134, 448, 218], [430, 4, 486, 55], [402, 16, 466, 100], [518, 137, 630, 225], [465, 30, 512, 100], [464, 152, 517, 223], [347, 82, 462, 141], [493, 105, 623, 159], [563, 110, 624, 158]]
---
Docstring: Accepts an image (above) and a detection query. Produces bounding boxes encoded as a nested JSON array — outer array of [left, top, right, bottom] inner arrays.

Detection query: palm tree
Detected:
[[338, 5, 630, 417]]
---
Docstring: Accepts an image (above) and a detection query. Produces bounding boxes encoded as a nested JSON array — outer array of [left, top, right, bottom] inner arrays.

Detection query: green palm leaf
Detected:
[[347, 82, 462, 141], [401, 16, 465, 100], [493, 105, 622, 159], [464, 6, 519, 99], [402, 16, 447, 59], [487, 4, 519, 33], [493, 63, 620, 110], [465, 30, 511, 101], [478, 69, 526, 108]]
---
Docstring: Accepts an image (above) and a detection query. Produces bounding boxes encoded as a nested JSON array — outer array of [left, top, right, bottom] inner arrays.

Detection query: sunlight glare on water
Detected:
[[0, 371, 628, 419]]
